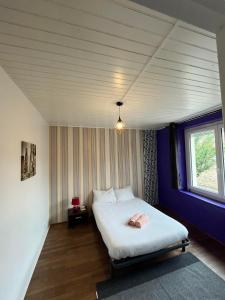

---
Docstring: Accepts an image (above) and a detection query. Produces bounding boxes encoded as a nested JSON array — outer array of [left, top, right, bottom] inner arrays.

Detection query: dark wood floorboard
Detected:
[[25, 209, 225, 300]]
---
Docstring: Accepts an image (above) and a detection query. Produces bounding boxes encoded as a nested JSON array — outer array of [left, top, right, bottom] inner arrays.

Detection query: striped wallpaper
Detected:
[[50, 127, 144, 224]]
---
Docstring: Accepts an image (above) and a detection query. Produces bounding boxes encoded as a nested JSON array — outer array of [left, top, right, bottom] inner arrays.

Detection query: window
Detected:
[[185, 122, 225, 202]]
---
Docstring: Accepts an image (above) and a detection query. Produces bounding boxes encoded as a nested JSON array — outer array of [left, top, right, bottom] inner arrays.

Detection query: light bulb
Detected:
[[116, 120, 124, 130], [115, 102, 125, 133]]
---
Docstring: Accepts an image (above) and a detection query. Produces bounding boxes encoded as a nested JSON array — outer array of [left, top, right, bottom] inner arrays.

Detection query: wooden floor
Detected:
[[25, 209, 225, 300]]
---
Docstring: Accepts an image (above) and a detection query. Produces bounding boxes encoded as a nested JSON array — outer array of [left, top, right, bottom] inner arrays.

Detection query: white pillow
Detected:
[[114, 185, 134, 202], [93, 187, 117, 204]]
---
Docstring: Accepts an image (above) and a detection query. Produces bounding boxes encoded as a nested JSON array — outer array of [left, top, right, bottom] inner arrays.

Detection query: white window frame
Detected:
[[185, 121, 225, 203]]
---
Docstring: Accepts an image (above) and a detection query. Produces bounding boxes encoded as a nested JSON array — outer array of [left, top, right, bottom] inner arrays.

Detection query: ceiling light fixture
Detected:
[[115, 101, 125, 134]]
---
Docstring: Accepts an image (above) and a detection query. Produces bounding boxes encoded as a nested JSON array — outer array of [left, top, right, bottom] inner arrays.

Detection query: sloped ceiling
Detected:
[[130, 0, 225, 33], [0, 0, 221, 128]]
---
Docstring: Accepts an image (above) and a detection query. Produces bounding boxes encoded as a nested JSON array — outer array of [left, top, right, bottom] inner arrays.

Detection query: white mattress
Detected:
[[92, 198, 188, 260]]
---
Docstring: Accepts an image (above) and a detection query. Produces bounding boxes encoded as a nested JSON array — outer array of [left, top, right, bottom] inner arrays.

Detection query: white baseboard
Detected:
[[20, 226, 50, 300]]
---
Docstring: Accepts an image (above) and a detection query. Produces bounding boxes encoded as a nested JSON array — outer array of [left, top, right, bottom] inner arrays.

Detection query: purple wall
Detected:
[[157, 110, 225, 244]]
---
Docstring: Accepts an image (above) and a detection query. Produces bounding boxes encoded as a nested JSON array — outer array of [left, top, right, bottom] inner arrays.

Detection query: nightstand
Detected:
[[68, 207, 89, 228]]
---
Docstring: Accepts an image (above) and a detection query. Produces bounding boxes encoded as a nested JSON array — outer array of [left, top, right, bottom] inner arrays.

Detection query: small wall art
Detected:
[[21, 141, 36, 181]]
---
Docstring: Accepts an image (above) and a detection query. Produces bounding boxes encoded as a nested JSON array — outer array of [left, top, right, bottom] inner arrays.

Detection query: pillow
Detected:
[[93, 187, 117, 204], [114, 185, 134, 202]]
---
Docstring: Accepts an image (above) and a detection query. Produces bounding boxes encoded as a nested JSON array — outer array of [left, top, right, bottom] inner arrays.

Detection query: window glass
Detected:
[[190, 129, 218, 193], [222, 127, 225, 165]]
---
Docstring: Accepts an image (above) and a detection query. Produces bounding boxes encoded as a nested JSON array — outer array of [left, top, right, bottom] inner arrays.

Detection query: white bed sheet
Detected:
[[92, 198, 188, 260]]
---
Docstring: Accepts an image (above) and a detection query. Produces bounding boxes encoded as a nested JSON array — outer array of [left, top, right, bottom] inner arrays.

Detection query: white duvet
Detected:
[[92, 198, 188, 260]]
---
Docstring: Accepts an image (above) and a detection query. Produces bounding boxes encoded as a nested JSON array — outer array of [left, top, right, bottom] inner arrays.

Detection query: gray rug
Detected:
[[96, 253, 225, 299]]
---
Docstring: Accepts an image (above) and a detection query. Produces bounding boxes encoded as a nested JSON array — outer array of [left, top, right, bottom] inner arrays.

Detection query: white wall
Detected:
[[0, 66, 49, 300]]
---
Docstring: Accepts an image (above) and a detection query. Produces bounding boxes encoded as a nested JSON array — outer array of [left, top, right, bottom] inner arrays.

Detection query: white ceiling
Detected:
[[0, 0, 221, 129], [131, 0, 225, 33]]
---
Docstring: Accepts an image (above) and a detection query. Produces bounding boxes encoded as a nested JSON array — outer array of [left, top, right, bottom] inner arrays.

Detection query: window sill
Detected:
[[179, 190, 225, 209]]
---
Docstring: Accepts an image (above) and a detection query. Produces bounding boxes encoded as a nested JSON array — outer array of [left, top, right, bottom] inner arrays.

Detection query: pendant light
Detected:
[[115, 101, 125, 134]]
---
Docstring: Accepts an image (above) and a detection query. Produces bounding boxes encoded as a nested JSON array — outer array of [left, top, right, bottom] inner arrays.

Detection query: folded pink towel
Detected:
[[135, 214, 149, 228], [128, 213, 142, 226]]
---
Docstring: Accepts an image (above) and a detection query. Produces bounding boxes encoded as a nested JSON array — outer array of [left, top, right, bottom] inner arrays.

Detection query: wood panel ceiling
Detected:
[[0, 0, 221, 128]]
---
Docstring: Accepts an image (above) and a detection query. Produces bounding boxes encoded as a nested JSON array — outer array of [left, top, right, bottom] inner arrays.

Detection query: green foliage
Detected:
[[194, 131, 216, 176]]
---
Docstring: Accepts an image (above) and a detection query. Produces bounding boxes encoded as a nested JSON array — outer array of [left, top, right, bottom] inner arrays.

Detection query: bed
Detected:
[[92, 197, 189, 269]]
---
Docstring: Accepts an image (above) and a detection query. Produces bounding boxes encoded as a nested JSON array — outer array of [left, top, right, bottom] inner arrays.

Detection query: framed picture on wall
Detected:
[[21, 141, 36, 181]]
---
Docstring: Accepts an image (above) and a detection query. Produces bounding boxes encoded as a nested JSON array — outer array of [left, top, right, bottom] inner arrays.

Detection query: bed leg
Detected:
[[109, 261, 115, 278], [182, 240, 186, 252]]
